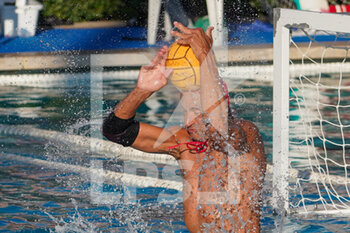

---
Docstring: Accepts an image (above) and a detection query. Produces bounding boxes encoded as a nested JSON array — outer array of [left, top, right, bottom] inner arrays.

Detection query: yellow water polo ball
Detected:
[[165, 42, 200, 91]]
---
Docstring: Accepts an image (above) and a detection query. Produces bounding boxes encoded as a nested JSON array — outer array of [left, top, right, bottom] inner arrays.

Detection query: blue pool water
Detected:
[[0, 72, 349, 232]]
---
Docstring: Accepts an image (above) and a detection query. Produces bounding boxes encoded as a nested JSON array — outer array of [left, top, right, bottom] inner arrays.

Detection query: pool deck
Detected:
[[2, 42, 349, 71], [0, 20, 348, 71]]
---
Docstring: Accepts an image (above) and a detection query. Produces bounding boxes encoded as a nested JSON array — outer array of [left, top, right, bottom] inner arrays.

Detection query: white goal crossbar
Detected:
[[273, 8, 350, 214]]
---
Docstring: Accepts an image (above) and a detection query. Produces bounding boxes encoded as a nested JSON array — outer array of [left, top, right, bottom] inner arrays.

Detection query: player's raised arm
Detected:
[[171, 22, 229, 139], [102, 46, 178, 155], [113, 46, 171, 119]]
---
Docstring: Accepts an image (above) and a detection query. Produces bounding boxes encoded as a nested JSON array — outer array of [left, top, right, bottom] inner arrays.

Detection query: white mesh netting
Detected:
[[288, 26, 350, 214]]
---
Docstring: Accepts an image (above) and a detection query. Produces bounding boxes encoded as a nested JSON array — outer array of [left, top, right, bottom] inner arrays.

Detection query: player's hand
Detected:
[[171, 21, 214, 63], [137, 46, 172, 92]]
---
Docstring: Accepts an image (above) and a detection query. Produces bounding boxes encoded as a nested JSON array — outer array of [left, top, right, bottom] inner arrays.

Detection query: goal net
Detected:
[[273, 8, 350, 215]]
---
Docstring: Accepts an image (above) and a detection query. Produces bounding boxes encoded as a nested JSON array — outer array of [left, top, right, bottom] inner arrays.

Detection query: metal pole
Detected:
[[272, 8, 290, 214]]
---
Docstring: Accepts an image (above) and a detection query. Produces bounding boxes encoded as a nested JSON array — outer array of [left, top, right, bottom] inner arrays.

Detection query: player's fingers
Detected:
[[174, 21, 192, 34], [163, 68, 173, 78], [156, 46, 168, 60], [171, 30, 192, 40], [175, 38, 190, 45], [206, 27, 214, 44], [160, 49, 168, 66], [150, 53, 160, 65], [160, 45, 168, 53], [142, 64, 153, 71], [150, 50, 164, 66]]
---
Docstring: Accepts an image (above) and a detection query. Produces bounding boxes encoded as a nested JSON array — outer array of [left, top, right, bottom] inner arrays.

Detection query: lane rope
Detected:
[[1, 124, 349, 186], [0, 62, 349, 87], [0, 152, 182, 191]]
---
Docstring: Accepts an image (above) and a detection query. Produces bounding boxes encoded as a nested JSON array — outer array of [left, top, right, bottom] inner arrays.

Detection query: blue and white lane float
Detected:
[[0, 124, 349, 187]]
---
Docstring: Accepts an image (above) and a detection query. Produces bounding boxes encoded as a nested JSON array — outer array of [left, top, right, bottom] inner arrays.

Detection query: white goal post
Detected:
[[273, 8, 350, 214]]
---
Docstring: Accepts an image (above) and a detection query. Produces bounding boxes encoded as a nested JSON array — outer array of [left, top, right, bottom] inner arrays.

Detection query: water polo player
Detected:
[[102, 21, 266, 232]]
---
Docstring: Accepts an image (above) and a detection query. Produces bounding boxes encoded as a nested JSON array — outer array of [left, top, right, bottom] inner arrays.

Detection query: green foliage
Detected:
[[42, 0, 124, 23], [40, 0, 350, 25]]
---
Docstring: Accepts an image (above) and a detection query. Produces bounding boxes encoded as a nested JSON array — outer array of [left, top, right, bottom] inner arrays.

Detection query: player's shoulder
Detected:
[[229, 118, 263, 147], [232, 119, 266, 167], [232, 118, 260, 135]]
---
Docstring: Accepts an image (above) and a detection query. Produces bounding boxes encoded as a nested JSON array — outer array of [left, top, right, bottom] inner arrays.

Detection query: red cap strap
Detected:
[[168, 140, 208, 153]]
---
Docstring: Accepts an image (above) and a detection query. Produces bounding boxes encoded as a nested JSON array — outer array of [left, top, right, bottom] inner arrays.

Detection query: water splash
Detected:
[[46, 199, 97, 233]]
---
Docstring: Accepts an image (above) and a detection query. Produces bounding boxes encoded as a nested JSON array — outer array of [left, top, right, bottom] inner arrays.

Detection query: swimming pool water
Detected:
[[0, 73, 349, 232]]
